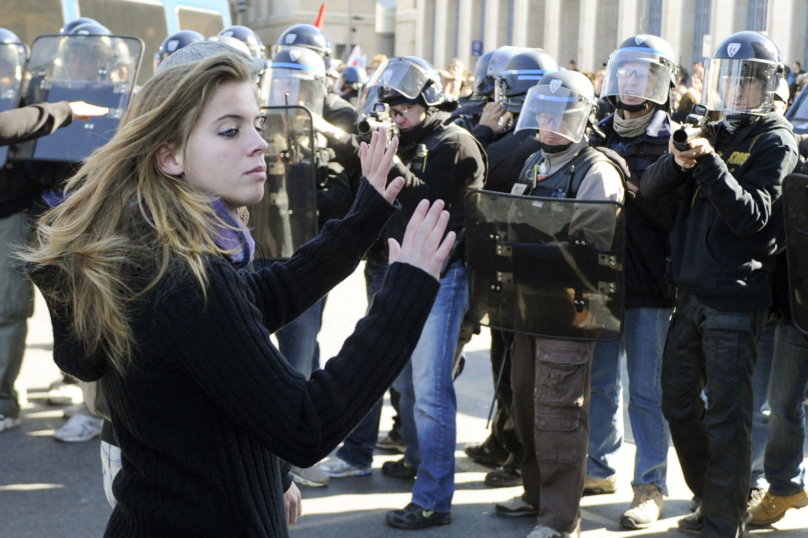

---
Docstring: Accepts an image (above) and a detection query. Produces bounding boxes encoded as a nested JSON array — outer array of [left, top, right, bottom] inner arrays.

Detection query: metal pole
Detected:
[[348, 0, 353, 54]]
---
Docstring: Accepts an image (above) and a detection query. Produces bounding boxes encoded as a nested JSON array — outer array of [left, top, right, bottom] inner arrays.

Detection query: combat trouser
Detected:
[[662, 291, 766, 538], [511, 333, 595, 535], [0, 211, 34, 420]]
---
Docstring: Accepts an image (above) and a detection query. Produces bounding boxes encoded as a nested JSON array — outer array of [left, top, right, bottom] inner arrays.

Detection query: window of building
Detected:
[[177, 7, 225, 39], [646, 0, 663, 37], [4, 0, 63, 47], [79, 0, 169, 86], [748, 0, 768, 31], [693, 0, 712, 64]]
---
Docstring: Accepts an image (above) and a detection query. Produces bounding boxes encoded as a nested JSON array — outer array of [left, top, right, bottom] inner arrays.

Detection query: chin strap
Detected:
[[615, 99, 651, 113]]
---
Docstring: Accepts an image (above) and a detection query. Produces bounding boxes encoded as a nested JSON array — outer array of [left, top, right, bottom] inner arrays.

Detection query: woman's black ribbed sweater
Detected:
[[33, 180, 440, 537]]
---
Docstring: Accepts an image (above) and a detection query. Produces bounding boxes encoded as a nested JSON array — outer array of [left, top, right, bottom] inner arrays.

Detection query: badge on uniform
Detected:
[[511, 183, 528, 195]]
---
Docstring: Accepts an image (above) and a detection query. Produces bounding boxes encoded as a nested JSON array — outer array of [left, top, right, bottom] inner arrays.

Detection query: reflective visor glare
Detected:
[[515, 85, 589, 142], [372, 61, 429, 100], [601, 50, 671, 105], [700, 58, 776, 115]]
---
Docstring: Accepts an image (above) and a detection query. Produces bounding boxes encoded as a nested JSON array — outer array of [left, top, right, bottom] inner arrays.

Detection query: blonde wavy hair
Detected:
[[20, 52, 255, 375]]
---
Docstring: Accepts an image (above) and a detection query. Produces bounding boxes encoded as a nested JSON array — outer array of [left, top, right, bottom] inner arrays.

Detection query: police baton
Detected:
[[440, 229, 465, 278], [486, 331, 514, 429]]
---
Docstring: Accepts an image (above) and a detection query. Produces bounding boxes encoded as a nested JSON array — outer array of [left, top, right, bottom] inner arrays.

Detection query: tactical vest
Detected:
[[607, 132, 668, 184], [513, 146, 622, 199]]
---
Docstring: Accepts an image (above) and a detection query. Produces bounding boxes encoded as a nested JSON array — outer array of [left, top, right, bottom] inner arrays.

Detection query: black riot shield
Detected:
[[249, 105, 319, 260], [14, 35, 143, 163], [783, 173, 808, 334], [465, 190, 625, 341], [0, 42, 28, 166]]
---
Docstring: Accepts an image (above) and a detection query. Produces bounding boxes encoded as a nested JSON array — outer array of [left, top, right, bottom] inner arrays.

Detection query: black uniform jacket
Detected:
[[641, 112, 799, 312]]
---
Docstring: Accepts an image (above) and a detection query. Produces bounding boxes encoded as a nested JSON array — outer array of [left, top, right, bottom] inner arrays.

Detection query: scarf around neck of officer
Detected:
[[613, 108, 655, 138]]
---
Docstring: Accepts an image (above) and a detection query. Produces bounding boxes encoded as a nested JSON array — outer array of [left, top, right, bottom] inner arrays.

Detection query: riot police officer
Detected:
[[493, 71, 624, 538], [451, 49, 495, 130], [273, 25, 356, 133], [584, 34, 679, 529], [641, 31, 799, 537], [315, 56, 486, 530], [462, 48, 558, 491]]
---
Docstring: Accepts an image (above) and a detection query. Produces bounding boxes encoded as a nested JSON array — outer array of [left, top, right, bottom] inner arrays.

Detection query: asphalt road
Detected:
[[2, 264, 807, 538]]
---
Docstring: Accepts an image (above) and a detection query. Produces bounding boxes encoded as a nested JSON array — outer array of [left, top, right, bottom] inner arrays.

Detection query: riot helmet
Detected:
[[369, 56, 454, 110], [601, 34, 677, 112], [274, 24, 331, 61], [207, 35, 252, 57], [60, 18, 99, 35], [260, 47, 329, 115], [487, 46, 530, 102], [497, 49, 558, 113], [468, 51, 496, 101], [700, 31, 783, 117], [68, 22, 112, 36], [341, 65, 368, 91], [218, 25, 265, 60], [515, 70, 597, 143], [154, 30, 204, 73]]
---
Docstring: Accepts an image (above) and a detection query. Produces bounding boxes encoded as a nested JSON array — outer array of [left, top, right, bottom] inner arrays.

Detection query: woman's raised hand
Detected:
[[359, 127, 404, 205], [388, 199, 456, 280]]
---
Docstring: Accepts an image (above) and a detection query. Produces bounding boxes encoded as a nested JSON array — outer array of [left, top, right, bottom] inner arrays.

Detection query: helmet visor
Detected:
[[515, 84, 591, 143], [700, 58, 778, 115], [260, 68, 327, 115], [601, 49, 673, 106], [367, 59, 429, 101]]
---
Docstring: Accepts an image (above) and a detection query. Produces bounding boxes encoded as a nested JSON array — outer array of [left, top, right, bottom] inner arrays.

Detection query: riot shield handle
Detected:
[[486, 332, 514, 429]]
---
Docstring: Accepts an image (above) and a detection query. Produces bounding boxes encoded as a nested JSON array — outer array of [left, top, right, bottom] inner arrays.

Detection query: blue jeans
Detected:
[[393, 261, 468, 513], [586, 307, 671, 493], [255, 258, 325, 379], [337, 258, 390, 467], [750, 319, 777, 489], [764, 319, 808, 496]]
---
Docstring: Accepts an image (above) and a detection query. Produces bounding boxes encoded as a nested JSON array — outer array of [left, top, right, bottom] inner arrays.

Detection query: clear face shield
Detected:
[[601, 49, 673, 106], [260, 67, 327, 116], [0, 44, 26, 103], [368, 59, 430, 102], [700, 58, 779, 115], [515, 84, 592, 143]]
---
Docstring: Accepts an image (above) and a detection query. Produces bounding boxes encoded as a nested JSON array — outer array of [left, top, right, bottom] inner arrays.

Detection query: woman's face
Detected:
[[182, 81, 268, 210]]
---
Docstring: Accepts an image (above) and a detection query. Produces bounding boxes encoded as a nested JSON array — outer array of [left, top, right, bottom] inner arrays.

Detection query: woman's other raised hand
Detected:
[[388, 199, 455, 280]]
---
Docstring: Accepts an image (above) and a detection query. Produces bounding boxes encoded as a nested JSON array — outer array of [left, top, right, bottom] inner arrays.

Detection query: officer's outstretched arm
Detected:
[[0, 102, 75, 147]]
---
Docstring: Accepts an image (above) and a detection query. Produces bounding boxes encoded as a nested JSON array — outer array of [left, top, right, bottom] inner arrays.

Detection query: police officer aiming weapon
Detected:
[[672, 103, 710, 151]]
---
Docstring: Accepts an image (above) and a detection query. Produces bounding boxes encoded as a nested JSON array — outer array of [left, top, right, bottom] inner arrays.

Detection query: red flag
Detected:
[[314, 4, 327, 30]]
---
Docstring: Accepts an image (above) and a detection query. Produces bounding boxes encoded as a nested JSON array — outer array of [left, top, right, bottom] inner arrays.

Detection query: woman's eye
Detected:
[[220, 128, 238, 138], [254, 125, 264, 134]]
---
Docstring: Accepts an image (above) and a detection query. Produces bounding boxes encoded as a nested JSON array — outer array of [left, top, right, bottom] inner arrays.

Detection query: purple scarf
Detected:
[[210, 198, 255, 270]]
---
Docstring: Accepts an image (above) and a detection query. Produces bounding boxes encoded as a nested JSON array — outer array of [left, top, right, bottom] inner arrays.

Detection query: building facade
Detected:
[[242, 0, 808, 74]]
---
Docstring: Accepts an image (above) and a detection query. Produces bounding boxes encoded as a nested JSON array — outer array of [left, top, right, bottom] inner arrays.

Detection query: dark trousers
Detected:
[[489, 329, 524, 463], [661, 291, 766, 538], [512, 334, 595, 534]]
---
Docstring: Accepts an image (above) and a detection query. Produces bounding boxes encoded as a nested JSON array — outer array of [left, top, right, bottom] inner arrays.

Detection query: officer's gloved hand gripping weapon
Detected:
[[672, 104, 712, 152]]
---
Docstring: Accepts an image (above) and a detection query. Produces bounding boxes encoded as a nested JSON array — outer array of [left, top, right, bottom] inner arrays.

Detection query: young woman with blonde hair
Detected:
[[21, 50, 454, 537]]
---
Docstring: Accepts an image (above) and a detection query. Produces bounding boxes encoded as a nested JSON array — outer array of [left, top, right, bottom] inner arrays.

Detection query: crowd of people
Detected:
[[0, 17, 807, 538]]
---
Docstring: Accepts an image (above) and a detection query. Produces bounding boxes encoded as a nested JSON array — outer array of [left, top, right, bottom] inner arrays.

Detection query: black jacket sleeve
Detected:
[[0, 101, 74, 147], [640, 153, 689, 200]]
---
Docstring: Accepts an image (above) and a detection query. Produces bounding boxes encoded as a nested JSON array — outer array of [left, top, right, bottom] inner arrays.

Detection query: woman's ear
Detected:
[[156, 144, 184, 176]]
